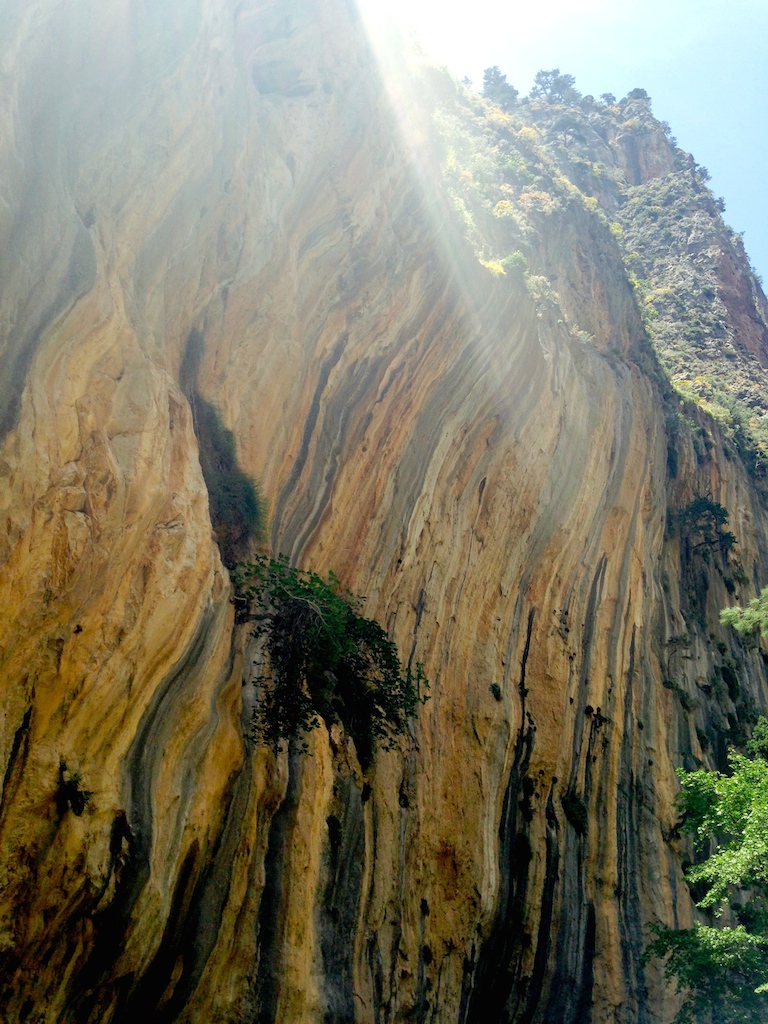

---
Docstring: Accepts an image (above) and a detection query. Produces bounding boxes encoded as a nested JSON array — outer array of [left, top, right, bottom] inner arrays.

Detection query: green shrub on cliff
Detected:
[[721, 587, 768, 641], [676, 497, 736, 553], [482, 66, 518, 111], [616, 172, 768, 478], [234, 555, 427, 763], [646, 731, 768, 1022], [529, 68, 581, 105]]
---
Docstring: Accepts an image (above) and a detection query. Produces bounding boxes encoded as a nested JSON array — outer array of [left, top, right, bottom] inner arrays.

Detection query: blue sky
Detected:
[[383, 0, 768, 283]]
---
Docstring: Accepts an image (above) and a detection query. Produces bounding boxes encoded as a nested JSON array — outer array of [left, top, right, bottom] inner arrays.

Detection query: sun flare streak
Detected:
[[351, 0, 503, 330]]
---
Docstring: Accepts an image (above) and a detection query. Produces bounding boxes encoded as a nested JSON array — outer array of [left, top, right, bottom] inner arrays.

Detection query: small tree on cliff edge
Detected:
[[234, 555, 427, 765], [529, 68, 581, 105], [482, 66, 518, 111]]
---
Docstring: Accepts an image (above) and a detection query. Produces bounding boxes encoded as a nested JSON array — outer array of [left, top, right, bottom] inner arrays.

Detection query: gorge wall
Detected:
[[1, 1, 768, 1022]]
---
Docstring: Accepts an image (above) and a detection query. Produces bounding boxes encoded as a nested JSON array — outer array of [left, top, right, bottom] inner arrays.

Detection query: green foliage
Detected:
[[648, 723, 768, 1021], [747, 719, 768, 760], [499, 250, 528, 275], [677, 749, 768, 908], [644, 924, 768, 1024], [482, 66, 518, 111], [530, 69, 581, 105], [549, 112, 585, 147], [676, 497, 736, 553], [234, 555, 428, 763], [615, 171, 768, 481], [722, 587, 768, 640]]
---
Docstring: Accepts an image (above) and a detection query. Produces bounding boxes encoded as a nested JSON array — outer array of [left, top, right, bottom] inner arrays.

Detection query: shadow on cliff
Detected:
[[179, 330, 266, 566]]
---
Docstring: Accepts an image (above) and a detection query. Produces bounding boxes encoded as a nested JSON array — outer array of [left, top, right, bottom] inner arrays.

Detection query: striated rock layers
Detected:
[[1, 1, 768, 1021]]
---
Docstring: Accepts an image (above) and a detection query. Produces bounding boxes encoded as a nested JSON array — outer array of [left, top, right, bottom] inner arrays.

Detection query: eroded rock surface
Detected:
[[1, 2, 768, 1022]]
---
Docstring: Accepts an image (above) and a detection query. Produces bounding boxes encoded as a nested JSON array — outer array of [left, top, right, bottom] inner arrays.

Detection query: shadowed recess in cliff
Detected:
[[616, 627, 652, 1023], [0, 709, 33, 1000], [519, 784, 561, 1024], [543, 903, 596, 1024], [254, 751, 303, 1024], [320, 773, 365, 1024], [533, 561, 605, 1024], [0, 707, 32, 826], [180, 330, 265, 566]]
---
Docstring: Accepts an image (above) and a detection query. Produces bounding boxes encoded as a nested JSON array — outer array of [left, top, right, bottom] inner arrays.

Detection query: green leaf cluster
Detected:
[[676, 497, 736, 553], [721, 588, 768, 641], [678, 752, 768, 909], [481, 66, 518, 111], [529, 68, 581, 105], [648, 723, 768, 1022], [234, 555, 427, 763], [644, 924, 768, 1024]]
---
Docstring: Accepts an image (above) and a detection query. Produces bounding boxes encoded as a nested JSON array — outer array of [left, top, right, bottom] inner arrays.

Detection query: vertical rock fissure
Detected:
[[616, 626, 651, 1023], [253, 750, 302, 1024], [460, 608, 536, 1024], [0, 706, 32, 823], [517, 782, 560, 1024], [320, 772, 365, 1024], [113, 752, 252, 1023], [0, 706, 34, 999], [541, 559, 607, 1024]]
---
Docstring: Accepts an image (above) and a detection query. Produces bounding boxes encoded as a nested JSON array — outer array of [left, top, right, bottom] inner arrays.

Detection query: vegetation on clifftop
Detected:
[[418, 61, 768, 480], [617, 172, 768, 476]]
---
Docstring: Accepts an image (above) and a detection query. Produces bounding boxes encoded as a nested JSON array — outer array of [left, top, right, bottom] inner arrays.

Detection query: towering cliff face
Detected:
[[1, 2, 768, 1022]]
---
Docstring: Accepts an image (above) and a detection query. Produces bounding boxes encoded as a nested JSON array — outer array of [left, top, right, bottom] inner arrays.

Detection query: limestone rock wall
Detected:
[[1, 2, 768, 1023]]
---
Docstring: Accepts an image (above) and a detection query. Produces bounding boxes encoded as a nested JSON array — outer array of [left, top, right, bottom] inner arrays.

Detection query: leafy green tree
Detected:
[[234, 555, 427, 763], [646, 723, 768, 1023], [529, 69, 581, 105], [482, 66, 518, 111], [722, 587, 768, 640], [550, 112, 585, 147], [646, 924, 768, 1024], [676, 497, 736, 553]]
